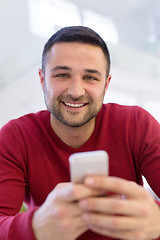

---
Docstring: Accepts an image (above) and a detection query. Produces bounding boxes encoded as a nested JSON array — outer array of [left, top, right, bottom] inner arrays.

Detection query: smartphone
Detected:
[[69, 150, 108, 183]]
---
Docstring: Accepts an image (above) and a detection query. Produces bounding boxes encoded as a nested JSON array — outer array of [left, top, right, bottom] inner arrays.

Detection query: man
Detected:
[[0, 26, 160, 240]]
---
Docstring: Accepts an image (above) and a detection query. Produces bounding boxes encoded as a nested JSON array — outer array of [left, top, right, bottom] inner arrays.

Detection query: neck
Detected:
[[50, 116, 96, 148]]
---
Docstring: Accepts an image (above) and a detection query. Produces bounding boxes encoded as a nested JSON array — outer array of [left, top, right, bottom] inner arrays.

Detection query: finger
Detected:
[[84, 176, 152, 200], [79, 197, 151, 217], [88, 225, 144, 240], [60, 215, 88, 231], [52, 201, 83, 219], [82, 212, 142, 231], [54, 183, 103, 202]]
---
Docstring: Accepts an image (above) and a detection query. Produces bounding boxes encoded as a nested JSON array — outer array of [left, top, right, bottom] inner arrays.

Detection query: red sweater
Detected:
[[0, 103, 160, 240]]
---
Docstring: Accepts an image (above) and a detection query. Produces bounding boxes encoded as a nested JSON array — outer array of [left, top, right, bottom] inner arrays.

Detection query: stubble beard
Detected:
[[44, 92, 104, 128]]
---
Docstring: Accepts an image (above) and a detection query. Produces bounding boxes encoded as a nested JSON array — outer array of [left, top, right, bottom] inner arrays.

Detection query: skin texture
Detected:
[[39, 42, 111, 148], [32, 42, 160, 240]]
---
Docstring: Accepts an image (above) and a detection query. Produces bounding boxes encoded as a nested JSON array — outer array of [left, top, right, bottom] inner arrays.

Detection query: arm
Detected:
[[0, 210, 37, 240], [0, 122, 101, 240], [0, 121, 37, 240], [134, 107, 160, 197], [79, 175, 160, 240]]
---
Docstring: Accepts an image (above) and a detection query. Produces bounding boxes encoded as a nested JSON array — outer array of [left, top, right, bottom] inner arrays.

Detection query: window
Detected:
[[28, 0, 81, 38], [83, 9, 119, 45]]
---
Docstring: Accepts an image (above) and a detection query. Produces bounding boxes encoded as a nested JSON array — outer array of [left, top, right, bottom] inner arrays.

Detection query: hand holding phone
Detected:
[[69, 150, 108, 183]]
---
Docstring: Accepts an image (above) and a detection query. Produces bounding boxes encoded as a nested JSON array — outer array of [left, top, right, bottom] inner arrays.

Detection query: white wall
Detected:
[[0, 65, 46, 128]]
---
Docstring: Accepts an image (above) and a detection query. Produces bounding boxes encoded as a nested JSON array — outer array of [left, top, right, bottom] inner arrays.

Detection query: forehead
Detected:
[[46, 42, 107, 69]]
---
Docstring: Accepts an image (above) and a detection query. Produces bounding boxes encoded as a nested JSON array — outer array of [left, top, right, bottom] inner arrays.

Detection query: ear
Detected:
[[39, 68, 45, 91], [105, 74, 112, 94]]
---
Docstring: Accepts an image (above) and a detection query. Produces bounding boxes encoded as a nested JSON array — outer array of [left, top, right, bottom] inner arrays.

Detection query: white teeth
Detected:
[[64, 102, 85, 108]]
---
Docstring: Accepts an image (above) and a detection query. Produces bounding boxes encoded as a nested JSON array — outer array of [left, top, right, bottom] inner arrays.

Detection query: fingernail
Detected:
[[85, 177, 95, 186]]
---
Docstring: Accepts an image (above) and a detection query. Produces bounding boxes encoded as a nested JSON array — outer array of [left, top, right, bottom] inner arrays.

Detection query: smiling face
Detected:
[[39, 42, 111, 128]]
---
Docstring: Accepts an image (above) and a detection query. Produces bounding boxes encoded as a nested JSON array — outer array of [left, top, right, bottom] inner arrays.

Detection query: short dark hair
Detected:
[[42, 26, 111, 76]]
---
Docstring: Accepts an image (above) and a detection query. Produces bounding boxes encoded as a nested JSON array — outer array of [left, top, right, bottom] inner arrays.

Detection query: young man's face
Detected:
[[39, 42, 111, 128]]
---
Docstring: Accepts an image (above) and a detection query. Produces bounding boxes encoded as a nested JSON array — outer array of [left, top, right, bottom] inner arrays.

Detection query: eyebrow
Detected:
[[84, 69, 102, 76], [50, 65, 72, 72], [50, 65, 102, 76]]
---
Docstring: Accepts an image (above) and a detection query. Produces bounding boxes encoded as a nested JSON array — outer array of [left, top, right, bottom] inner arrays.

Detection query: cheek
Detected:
[[46, 81, 66, 97], [87, 86, 106, 99]]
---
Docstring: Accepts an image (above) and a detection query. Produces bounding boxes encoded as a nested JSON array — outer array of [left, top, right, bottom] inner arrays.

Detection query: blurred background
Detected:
[[0, 0, 160, 197], [0, 0, 160, 128]]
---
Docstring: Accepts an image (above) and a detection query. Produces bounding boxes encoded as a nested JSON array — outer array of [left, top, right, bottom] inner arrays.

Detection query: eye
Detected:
[[83, 75, 98, 81], [55, 73, 70, 78]]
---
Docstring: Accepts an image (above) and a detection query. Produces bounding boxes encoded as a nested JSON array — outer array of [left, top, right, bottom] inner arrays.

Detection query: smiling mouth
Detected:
[[62, 101, 88, 108]]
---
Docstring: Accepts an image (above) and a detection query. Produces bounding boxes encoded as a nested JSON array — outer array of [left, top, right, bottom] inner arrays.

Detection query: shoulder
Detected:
[[0, 110, 50, 138], [99, 103, 159, 132], [102, 103, 158, 122], [102, 103, 140, 114]]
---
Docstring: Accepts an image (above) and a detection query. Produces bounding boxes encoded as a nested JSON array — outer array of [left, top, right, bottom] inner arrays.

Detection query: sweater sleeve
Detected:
[[0, 209, 37, 240], [0, 121, 37, 239], [134, 107, 160, 198]]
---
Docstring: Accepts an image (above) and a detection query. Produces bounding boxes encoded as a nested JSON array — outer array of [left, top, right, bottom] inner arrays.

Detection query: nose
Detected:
[[67, 78, 85, 98]]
